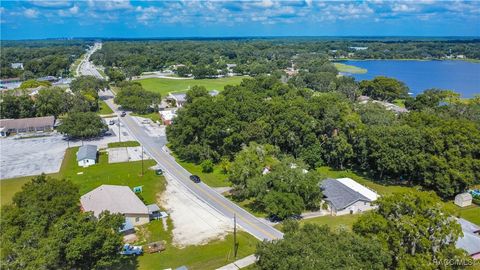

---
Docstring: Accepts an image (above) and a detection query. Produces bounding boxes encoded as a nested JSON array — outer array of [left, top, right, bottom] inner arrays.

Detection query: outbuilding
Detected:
[[455, 193, 473, 207], [320, 178, 379, 216], [80, 185, 150, 226], [166, 93, 187, 107], [76, 145, 98, 167]]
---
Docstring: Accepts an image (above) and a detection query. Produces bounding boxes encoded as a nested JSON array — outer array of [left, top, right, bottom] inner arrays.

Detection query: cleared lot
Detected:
[[160, 173, 234, 247], [0, 121, 135, 180], [107, 146, 151, 163]]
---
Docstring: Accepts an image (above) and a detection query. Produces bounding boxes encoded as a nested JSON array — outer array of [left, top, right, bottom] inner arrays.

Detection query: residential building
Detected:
[[0, 116, 55, 135], [80, 185, 150, 226], [456, 218, 480, 260], [77, 145, 98, 167], [455, 193, 473, 207], [11, 63, 24, 69], [166, 93, 187, 107], [159, 110, 176, 125], [320, 178, 379, 216]]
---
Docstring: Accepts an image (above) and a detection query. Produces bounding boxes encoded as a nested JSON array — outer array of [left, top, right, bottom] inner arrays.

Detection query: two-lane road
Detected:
[[100, 91, 283, 241], [81, 43, 283, 241]]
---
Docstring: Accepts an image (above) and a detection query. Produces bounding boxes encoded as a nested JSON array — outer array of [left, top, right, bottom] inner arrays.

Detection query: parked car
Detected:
[[109, 120, 115, 125], [120, 244, 143, 255], [120, 111, 127, 117], [189, 175, 201, 183]]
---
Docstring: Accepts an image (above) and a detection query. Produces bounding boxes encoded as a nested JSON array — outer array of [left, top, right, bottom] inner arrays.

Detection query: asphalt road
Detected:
[[81, 44, 283, 241]]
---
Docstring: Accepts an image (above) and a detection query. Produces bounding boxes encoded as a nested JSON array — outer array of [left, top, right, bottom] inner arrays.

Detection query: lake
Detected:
[[341, 60, 480, 98]]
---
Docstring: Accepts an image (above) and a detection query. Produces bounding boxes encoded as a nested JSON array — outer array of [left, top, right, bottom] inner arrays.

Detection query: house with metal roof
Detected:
[[76, 145, 97, 167], [80, 185, 150, 226], [456, 218, 480, 260], [320, 178, 379, 216]]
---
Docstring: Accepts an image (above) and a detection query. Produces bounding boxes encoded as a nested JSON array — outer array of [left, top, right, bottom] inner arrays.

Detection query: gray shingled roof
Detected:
[[456, 218, 480, 256], [320, 178, 372, 210], [77, 145, 97, 161], [169, 93, 186, 103]]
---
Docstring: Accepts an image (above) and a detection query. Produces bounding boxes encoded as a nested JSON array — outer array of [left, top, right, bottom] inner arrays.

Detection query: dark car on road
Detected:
[[189, 175, 201, 183], [120, 111, 126, 117]]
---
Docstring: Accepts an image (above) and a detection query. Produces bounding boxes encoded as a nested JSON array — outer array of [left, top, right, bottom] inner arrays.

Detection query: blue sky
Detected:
[[1, 0, 479, 39]]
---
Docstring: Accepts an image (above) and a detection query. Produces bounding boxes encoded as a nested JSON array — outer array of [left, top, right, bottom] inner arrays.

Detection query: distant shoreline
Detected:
[[334, 58, 480, 63]]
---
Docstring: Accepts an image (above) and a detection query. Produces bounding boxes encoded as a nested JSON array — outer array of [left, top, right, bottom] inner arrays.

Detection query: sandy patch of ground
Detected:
[[159, 173, 233, 247]]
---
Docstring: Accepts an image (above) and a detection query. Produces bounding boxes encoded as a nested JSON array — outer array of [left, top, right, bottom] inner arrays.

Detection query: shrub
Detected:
[[201, 159, 214, 173]]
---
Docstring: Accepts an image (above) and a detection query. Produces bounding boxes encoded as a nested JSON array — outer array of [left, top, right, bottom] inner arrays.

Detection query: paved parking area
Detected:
[[107, 146, 150, 163], [0, 120, 135, 180]]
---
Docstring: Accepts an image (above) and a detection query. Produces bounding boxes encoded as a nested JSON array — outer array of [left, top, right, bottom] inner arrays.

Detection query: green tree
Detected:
[[359, 76, 409, 101], [105, 67, 126, 83], [262, 191, 304, 220], [57, 111, 106, 139], [201, 159, 214, 173], [0, 175, 124, 270], [256, 222, 390, 270], [353, 191, 470, 269], [186, 85, 209, 103], [19, 79, 51, 89], [114, 82, 161, 114], [0, 94, 20, 119], [35, 87, 70, 117]]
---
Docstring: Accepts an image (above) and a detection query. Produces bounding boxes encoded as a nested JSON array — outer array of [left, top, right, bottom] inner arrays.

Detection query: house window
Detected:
[[135, 217, 140, 222]]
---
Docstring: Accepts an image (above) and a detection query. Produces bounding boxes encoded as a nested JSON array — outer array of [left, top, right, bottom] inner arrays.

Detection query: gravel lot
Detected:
[[160, 173, 233, 247], [107, 146, 150, 163]]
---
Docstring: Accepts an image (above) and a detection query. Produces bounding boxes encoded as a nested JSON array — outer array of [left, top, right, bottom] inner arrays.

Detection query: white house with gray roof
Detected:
[[320, 178, 379, 216], [80, 185, 150, 226], [77, 145, 97, 167]]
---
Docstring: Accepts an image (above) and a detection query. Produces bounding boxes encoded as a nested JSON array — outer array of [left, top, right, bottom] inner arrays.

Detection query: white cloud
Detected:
[[87, 0, 133, 11], [392, 3, 417, 12], [69, 5, 79, 14], [24, 8, 39, 18], [28, 0, 72, 8]]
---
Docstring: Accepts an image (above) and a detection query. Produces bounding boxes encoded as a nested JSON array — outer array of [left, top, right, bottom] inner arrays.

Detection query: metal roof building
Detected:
[[456, 218, 480, 260], [76, 145, 98, 162]]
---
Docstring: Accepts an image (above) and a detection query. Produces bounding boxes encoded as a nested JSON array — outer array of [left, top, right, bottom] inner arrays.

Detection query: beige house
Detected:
[[80, 185, 150, 226], [320, 178, 379, 216], [455, 193, 473, 208]]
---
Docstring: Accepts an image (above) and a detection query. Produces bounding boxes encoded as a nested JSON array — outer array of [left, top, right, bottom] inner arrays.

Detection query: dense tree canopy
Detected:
[[114, 82, 161, 114], [255, 221, 391, 270], [353, 191, 471, 269], [57, 112, 106, 139], [359, 76, 409, 101], [1, 40, 88, 79], [168, 76, 480, 198], [0, 175, 125, 270]]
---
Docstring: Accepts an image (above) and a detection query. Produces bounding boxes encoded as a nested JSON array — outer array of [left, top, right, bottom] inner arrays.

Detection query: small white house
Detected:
[[455, 193, 473, 207], [77, 145, 97, 167]]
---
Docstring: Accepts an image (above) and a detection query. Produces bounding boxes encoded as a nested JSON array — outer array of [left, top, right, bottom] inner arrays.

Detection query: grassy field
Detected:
[[136, 220, 258, 270], [99, 99, 114, 115], [175, 159, 230, 187], [131, 112, 161, 123], [108, 141, 140, 148], [275, 214, 361, 232], [334, 63, 367, 74], [138, 76, 247, 97], [69, 55, 84, 77]]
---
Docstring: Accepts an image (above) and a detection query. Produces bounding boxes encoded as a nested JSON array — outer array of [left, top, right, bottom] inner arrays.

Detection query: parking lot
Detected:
[[107, 146, 150, 163]]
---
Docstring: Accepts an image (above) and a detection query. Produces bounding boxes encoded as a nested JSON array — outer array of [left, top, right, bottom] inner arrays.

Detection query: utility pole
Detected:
[[118, 117, 121, 143], [141, 145, 144, 177], [233, 213, 237, 258]]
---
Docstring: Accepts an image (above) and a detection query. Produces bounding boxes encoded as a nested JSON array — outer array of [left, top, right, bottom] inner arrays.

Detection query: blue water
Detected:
[[341, 60, 480, 97]]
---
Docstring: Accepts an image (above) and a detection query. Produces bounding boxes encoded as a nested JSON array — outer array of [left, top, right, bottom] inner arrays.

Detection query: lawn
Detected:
[[136, 220, 258, 270], [334, 63, 367, 74], [131, 112, 161, 123], [98, 99, 114, 115], [108, 141, 140, 148], [275, 214, 361, 232], [138, 76, 247, 97], [174, 157, 230, 187], [453, 205, 480, 226]]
